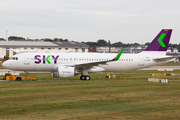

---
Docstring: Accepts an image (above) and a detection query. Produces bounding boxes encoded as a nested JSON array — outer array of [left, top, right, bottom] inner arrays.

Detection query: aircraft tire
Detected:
[[85, 75, 90, 80], [80, 75, 85, 80], [16, 77, 22, 81]]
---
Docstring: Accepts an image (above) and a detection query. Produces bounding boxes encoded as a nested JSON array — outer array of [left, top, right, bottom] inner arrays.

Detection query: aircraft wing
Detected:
[[66, 48, 124, 70], [153, 56, 176, 62]]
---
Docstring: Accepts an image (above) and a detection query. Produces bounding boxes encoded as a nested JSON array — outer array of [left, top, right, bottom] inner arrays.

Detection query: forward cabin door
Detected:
[[138, 55, 144, 66], [24, 54, 30, 65]]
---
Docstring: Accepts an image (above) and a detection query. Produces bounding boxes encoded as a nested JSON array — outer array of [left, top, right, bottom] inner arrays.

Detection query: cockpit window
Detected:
[[12, 57, 18, 60]]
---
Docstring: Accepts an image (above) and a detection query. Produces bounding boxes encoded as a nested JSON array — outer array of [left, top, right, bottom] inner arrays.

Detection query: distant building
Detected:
[[0, 41, 89, 56], [89, 46, 147, 53], [89, 46, 120, 53], [167, 48, 179, 53], [119, 46, 147, 53], [89, 46, 97, 52], [89, 46, 180, 54]]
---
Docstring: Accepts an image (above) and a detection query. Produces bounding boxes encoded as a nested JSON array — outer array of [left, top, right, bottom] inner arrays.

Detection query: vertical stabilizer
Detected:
[[144, 29, 172, 51]]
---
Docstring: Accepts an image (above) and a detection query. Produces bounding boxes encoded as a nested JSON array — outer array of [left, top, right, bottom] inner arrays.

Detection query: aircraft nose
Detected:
[[2, 61, 9, 69]]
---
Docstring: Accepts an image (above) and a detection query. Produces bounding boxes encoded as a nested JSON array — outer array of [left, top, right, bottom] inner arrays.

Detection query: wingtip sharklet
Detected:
[[114, 48, 124, 60]]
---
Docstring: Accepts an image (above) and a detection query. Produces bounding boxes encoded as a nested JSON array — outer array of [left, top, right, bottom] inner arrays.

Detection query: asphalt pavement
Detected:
[[140, 66, 180, 70]]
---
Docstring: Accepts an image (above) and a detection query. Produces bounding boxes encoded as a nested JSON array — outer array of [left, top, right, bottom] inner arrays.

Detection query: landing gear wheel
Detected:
[[16, 77, 22, 81], [85, 75, 90, 80], [80, 75, 85, 80]]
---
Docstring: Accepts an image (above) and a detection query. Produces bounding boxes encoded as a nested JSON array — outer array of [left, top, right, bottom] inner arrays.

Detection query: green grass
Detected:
[[1, 69, 180, 81], [0, 64, 4, 69], [0, 80, 180, 119], [0, 63, 180, 119]]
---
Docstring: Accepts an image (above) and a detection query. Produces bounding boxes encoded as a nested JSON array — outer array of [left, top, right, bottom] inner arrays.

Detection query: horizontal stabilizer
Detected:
[[153, 56, 176, 62]]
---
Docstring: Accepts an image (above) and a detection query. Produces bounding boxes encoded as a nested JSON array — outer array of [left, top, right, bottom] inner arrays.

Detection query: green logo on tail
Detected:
[[158, 33, 166, 47]]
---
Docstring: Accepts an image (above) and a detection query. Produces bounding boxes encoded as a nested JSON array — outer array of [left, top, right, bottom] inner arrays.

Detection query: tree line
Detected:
[[82, 40, 180, 52], [1, 36, 180, 52], [1, 36, 69, 42], [82, 39, 148, 47]]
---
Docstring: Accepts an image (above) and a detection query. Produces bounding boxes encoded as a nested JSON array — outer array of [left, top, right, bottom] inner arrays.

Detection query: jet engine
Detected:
[[52, 66, 76, 78]]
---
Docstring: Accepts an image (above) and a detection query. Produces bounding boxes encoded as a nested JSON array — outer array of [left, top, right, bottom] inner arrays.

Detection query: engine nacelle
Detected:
[[52, 66, 75, 78]]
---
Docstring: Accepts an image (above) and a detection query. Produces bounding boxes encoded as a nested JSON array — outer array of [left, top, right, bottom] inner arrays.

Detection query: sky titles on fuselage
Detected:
[[35, 55, 59, 64]]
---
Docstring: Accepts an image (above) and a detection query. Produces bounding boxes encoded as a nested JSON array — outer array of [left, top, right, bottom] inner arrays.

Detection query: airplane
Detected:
[[2, 29, 175, 80]]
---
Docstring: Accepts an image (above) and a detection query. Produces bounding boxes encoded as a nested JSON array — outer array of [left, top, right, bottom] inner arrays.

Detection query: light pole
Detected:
[[6, 27, 9, 41]]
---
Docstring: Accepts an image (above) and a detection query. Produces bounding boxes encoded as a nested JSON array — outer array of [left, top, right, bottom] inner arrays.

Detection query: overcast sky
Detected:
[[0, 0, 179, 44]]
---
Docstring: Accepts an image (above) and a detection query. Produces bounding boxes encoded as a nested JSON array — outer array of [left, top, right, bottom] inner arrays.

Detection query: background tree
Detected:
[[145, 42, 150, 46], [8, 36, 25, 40], [0, 38, 5, 40], [97, 39, 108, 46], [112, 42, 124, 47]]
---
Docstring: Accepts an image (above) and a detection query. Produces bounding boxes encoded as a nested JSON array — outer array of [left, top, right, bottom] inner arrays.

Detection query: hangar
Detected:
[[0, 40, 89, 56]]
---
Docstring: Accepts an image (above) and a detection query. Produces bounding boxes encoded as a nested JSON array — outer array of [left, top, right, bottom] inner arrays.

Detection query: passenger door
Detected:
[[24, 54, 30, 65], [138, 55, 144, 66]]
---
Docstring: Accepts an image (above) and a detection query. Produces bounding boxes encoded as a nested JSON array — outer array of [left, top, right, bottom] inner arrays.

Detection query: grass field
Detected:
[[0, 80, 180, 120], [1, 69, 180, 81], [0, 63, 180, 119], [0, 64, 4, 69]]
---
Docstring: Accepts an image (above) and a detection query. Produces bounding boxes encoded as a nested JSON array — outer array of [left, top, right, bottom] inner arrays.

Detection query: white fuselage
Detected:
[[2, 52, 168, 73]]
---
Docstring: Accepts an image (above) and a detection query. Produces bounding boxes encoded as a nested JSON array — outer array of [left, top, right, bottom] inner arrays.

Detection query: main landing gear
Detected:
[[80, 75, 90, 80]]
